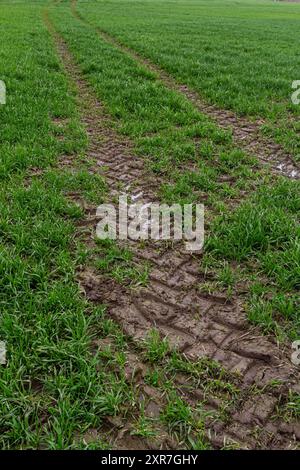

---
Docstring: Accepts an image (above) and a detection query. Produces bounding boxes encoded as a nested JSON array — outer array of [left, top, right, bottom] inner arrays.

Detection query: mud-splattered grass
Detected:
[[94, 240, 150, 287]]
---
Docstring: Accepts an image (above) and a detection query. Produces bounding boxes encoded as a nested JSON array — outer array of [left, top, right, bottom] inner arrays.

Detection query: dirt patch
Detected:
[[45, 10, 300, 449]]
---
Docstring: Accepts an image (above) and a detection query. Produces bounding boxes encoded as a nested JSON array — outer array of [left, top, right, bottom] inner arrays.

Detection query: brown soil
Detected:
[[71, 0, 299, 180], [44, 9, 300, 450]]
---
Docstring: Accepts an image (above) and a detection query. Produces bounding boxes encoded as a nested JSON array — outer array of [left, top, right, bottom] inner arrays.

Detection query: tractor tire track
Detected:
[[71, 0, 299, 180], [45, 10, 300, 449]]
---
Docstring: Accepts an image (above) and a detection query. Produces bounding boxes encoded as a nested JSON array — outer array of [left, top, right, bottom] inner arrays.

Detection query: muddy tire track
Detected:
[[70, 0, 299, 180], [45, 11, 300, 449]]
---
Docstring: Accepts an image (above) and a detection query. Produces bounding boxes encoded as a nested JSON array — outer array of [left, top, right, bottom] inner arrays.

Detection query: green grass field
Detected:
[[0, 0, 299, 450], [76, 0, 300, 157]]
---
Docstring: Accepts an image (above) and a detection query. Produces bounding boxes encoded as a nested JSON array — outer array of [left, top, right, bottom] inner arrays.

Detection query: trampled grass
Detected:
[[0, 0, 299, 450]]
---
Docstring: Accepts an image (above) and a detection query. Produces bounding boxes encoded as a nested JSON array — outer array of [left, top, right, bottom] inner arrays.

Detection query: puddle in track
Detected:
[[45, 11, 300, 449]]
